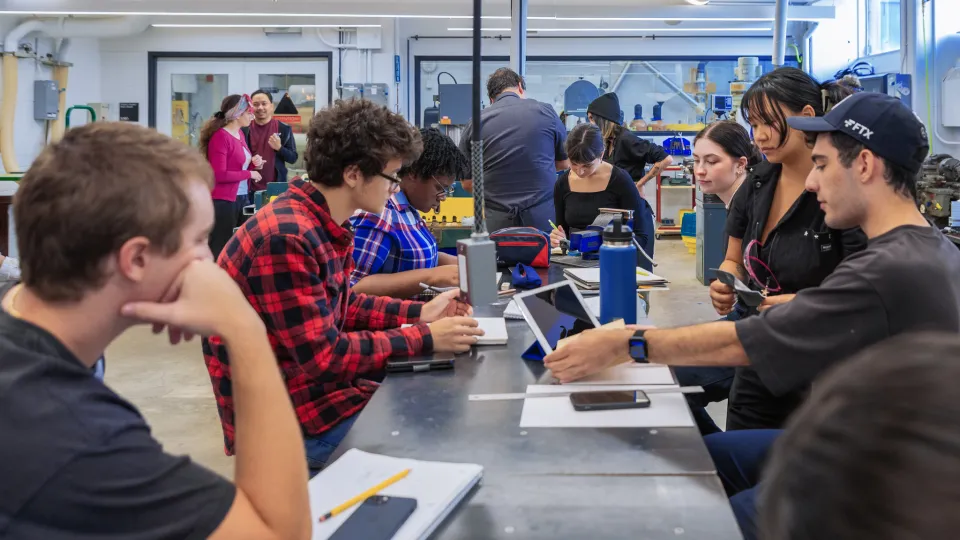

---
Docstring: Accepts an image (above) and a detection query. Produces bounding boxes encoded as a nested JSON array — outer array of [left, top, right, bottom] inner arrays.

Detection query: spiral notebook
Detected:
[[310, 449, 483, 540]]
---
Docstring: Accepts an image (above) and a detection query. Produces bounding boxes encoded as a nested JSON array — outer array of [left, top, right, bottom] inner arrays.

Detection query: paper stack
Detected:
[[562, 267, 669, 291], [310, 449, 483, 540]]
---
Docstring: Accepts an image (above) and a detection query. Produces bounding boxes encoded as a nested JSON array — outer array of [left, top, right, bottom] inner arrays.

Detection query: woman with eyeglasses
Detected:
[[350, 128, 469, 299], [718, 67, 867, 431], [549, 123, 655, 270]]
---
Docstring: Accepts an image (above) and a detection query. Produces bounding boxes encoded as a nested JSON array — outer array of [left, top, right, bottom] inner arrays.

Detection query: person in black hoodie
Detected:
[[587, 92, 673, 192]]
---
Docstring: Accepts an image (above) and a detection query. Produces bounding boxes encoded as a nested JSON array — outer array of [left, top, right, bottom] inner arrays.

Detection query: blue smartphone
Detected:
[[329, 495, 417, 540]]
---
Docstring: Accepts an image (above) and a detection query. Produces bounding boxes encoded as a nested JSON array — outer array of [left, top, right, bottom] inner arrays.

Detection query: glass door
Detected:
[[156, 59, 246, 147]]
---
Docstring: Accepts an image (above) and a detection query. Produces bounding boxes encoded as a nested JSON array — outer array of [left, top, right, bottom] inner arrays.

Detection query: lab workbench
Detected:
[[325, 266, 743, 539]]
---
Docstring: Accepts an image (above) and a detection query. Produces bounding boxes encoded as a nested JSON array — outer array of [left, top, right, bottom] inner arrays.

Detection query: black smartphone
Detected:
[[569, 390, 651, 411], [329, 495, 417, 540], [711, 269, 766, 308], [386, 359, 455, 373]]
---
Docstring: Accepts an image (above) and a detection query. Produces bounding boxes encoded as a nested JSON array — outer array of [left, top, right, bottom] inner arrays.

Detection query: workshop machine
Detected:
[[917, 153, 960, 228]]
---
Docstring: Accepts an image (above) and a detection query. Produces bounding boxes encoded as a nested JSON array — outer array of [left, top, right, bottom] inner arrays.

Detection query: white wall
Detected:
[[812, 0, 862, 81], [0, 32, 100, 172]]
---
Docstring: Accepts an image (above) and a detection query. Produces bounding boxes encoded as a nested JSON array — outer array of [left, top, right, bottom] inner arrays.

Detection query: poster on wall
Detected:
[[119, 102, 139, 122], [171, 100, 189, 145]]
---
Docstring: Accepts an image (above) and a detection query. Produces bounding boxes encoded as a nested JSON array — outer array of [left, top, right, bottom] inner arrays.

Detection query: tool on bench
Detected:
[[468, 386, 705, 402]]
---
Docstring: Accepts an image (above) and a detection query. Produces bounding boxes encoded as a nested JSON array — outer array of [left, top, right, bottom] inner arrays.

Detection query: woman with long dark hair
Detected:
[[200, 94, 263, 258], [714, 67, 866, 431], [549, 123, 655, 270]]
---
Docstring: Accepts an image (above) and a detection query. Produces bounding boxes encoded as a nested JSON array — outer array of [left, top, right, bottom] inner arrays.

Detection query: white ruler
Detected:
[[468, 386, 704, 402]]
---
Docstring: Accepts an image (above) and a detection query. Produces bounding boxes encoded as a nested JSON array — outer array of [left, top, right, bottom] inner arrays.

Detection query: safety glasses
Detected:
[[743, 239, 782, 295]]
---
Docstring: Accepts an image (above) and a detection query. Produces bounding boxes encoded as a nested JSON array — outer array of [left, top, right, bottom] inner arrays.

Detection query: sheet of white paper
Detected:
[[563, 364, 675, 386], [519, 384, 695, 428], [475, 317, 508, 345], [564, 267, 668, 285], [310, 449, 483, 540]]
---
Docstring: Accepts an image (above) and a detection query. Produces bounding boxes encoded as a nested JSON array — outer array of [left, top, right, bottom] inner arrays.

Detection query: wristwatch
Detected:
[[628, 329, 649, 363]]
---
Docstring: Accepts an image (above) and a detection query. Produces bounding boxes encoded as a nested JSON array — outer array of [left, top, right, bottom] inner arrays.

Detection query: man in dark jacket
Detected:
[[243, 89, 299, 189]]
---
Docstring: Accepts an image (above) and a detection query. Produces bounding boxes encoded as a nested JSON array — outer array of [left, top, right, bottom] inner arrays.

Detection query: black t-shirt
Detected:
[[606, 131, 669, 182], [0, 310, 235, 539], [723, 161, 868, 430], [554, 165, 654, 251], [736, 225, 960, 417]]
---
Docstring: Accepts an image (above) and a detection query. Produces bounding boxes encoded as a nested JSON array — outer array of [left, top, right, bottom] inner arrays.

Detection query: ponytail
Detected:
[[199, 94, 242, 159]]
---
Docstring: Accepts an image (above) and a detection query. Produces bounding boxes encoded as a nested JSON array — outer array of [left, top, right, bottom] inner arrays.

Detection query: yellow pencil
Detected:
[[636, 268, 651, 277], [548, 220, 558, 230], [317, 469, 411, 522]]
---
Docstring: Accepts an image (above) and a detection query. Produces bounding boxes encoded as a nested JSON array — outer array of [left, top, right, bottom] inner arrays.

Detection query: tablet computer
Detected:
[[514, 280, 601, 355]]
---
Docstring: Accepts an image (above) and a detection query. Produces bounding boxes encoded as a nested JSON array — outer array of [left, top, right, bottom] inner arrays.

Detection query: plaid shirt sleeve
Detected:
[[343, 290, 425, 332], [350, 220, 393, 286], [248, 234, 434, 381]]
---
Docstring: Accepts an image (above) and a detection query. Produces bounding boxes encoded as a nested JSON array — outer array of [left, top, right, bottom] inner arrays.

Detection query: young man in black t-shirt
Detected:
[[543, 92, 960, 539], [0, 123, 310, 539]]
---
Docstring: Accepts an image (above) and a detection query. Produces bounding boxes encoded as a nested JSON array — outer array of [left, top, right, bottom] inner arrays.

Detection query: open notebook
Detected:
[[310, 449, 483, 540]]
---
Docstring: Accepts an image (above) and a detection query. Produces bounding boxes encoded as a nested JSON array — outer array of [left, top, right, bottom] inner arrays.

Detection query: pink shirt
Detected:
[[207, 129, 253, 201]]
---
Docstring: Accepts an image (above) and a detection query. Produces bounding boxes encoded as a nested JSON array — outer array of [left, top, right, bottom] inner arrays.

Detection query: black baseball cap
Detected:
[[786, 92, 929, 174]]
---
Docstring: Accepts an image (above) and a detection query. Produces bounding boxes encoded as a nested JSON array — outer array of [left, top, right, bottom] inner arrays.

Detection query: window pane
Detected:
[[171, 73, 228, 147], [258, 74, 316, 134]]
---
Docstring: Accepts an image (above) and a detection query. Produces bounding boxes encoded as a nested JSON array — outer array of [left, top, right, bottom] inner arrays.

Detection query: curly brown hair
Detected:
[[305, 99, 423, 187]]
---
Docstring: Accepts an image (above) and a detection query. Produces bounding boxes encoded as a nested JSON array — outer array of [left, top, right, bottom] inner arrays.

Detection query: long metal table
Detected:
[[328, 267, 743, 539]]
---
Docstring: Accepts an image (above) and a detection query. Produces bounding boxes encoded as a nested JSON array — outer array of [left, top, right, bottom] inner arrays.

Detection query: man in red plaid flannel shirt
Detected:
[[203, 99, 483, 472]]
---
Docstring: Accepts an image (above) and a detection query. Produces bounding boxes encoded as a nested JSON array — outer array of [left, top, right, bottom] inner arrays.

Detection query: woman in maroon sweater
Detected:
[[200, 94, 264, 258]]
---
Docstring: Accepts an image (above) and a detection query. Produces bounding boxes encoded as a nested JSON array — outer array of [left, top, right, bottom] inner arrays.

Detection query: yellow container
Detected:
[[682, 236, 697, 254], [419, 196, 475, 224]]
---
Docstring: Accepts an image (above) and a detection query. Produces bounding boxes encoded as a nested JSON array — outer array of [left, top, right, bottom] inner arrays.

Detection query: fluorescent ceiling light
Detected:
[[448, 27, 772, 32], [536, 16, 827, 22], [0, 10, 511, 19], [152, 23, 382, 28]]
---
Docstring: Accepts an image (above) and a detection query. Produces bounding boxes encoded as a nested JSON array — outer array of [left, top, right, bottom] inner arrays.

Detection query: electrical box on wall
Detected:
[[87, 103, 110, 122], [34, 80, 59, 121], [356, 27, 382, 49], [341, 83, 390, 107]]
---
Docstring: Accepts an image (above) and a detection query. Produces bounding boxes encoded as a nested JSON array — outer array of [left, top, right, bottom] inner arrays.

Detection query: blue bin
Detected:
[[680, 211, 697, 238]]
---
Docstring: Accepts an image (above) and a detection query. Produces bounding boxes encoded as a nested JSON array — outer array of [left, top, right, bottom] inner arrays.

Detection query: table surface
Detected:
[[328, 266, 742, 539]]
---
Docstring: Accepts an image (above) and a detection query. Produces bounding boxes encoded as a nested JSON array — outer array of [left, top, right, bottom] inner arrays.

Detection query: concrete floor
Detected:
[[105, 236, 726, 480]]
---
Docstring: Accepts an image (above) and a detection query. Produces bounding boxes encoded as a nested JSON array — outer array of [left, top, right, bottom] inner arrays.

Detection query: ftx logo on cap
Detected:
[[842, 119, 873, 140], [786, 91, 929, 174]]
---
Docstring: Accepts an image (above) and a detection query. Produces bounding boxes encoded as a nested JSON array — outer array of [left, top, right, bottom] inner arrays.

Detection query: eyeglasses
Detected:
[[743, 239, 782, 295], [433, 177, 456, 198], [376, 172, 402, 192]]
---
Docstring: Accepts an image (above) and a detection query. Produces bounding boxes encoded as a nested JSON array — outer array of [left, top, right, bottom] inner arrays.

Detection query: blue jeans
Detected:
[[705, 429, 783, 540], [304, 414, 359, 476], [673, 305, 747, 434]]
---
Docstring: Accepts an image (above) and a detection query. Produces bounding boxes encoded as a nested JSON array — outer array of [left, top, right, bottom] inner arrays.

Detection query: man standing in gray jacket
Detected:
[[460, 68, 570, 232]]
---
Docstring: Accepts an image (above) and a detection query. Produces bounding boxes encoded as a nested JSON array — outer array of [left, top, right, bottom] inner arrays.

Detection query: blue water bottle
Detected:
[[599, 217, 638, 325]]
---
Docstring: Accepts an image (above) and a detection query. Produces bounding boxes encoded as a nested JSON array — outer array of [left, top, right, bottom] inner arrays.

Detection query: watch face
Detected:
[[629, 339, 647, 362]]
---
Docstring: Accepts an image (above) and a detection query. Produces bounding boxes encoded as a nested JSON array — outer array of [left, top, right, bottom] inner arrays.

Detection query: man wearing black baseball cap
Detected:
[[541, 92, 960, 538]]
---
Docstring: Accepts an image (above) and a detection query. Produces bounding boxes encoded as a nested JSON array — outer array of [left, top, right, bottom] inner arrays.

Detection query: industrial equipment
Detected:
[[563, 79, 600, 122], [341, 83, 390, 107], [917, 153, 960, 228], [710, 94, 734, 118], [34, 80, 59, 121], [695, 190, 727, 285]]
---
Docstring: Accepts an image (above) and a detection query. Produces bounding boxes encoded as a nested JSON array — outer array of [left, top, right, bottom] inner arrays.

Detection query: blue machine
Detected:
[[564, 79, 600, 120]]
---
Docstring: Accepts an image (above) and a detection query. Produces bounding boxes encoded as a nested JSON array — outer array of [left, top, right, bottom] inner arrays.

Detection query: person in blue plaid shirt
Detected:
[[350, 128, 468, 299]]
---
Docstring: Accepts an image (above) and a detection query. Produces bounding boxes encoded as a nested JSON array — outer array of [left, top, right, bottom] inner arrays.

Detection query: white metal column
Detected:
[[510, 0, 527, 76], [772, 0, 789, 67]]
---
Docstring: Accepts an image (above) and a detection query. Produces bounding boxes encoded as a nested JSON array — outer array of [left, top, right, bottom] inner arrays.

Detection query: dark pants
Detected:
[[705, 429, 782, 540], [673, 305, 746, 434], [304, 414, 359, 477], [485, 194, 554, 234], [210, 199, 243, 259]]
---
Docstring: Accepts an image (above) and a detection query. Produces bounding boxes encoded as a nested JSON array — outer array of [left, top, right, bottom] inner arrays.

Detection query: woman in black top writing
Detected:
[[549, 123, 655, 270], [713, 68, 867, 431]]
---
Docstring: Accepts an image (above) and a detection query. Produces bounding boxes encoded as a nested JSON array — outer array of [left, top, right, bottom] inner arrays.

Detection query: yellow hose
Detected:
[[1, 54, 21, 173], [50, 64, 69, 143]]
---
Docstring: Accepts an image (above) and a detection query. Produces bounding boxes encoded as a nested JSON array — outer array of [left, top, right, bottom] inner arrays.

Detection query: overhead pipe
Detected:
[[637, 61, 702, 111], [49, 37, 71, 143], [2, 16, 150, 173], [798, 22, 819, 74], [772, 0, 789, 67]]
